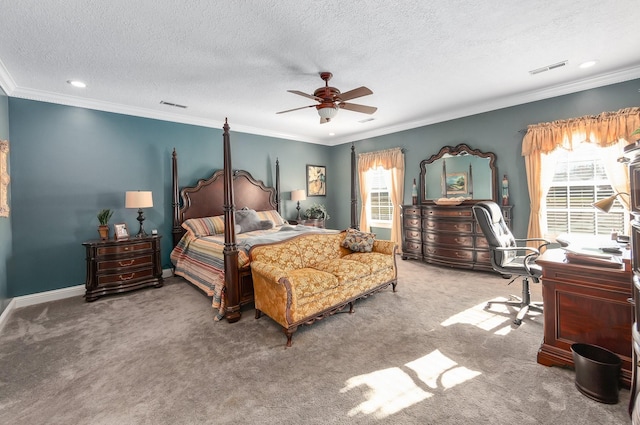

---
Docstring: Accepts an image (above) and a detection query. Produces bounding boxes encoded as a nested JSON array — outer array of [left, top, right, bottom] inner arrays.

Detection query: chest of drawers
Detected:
[[402, 203, 508, 271], [83, 235, 163, 301]]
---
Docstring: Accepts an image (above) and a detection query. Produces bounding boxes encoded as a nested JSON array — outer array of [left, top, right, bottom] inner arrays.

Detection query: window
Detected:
[[545, 143, 626, 238], [367, 166, 393, 227]]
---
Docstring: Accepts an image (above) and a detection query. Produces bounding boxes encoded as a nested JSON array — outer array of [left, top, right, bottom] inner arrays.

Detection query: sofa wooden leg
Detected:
[[255, 309, 262, 319], [284, 326, 297, 348], [392, 281, 397, 292], [348, 302, 355, 314]]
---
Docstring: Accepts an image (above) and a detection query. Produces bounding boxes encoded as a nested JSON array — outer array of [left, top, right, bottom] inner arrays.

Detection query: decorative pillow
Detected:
[[255, 209, 286, 226], [182, 215, 225, 237], [235, 208, 274, 233], [341, 228, 376, 253]]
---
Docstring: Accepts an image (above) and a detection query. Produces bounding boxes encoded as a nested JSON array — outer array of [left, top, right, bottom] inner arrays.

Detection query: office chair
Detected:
[[472, 201, 550, 325]]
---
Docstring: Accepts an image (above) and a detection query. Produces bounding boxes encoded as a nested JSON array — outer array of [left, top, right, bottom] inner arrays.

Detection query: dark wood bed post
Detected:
[[171, 148, 182, 246], [222, 119, 241, 323], [276, 158, 281, 213], [351, 143, 358, 230]]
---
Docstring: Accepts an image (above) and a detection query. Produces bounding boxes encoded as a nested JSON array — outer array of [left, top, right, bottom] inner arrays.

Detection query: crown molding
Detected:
[[2, 64, 640, 147]]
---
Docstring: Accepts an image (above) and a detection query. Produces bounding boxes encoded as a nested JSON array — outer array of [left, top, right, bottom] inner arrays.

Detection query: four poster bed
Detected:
[[170, 119, 359, 323]]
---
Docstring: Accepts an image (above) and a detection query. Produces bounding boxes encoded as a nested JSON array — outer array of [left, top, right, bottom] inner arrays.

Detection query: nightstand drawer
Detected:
[[97, 267, 155, 286], [97, 254, 154, 272], [97, 241, 152, 256]]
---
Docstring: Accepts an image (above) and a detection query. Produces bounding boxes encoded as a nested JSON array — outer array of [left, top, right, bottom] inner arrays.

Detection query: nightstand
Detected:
[[83, 235, 163, 301]]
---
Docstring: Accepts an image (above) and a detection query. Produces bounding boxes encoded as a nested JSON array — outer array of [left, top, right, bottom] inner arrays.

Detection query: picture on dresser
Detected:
[[445, 172, 467, 194], [114, 223, 129, 240]]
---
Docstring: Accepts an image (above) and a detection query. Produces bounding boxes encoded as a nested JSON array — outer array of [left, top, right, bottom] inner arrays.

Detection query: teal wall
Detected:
[[7, 99, 330, 297], [331, 78, 640, 240], [0, 87, 10, 314], [6, 78, 640, 298]]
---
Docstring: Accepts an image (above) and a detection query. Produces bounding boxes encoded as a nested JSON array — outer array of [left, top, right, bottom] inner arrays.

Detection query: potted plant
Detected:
[[97, 208, 113, 240], [304, 203, 330, 228]]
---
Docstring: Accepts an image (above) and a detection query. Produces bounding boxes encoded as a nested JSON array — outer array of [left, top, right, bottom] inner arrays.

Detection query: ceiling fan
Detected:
[[276, 72, 377, 124]]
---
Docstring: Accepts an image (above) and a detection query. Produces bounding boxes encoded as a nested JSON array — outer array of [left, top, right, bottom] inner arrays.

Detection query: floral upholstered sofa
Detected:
[[249, 229, 397, 347]]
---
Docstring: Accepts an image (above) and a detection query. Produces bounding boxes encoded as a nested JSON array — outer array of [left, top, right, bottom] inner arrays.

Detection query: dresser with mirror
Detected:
[[402, 143, 510, 271]]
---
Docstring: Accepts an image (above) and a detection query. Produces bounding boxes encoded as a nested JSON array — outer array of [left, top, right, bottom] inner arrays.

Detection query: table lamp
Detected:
[[291, 189, 306, 221], [125, 191, 153, 237]]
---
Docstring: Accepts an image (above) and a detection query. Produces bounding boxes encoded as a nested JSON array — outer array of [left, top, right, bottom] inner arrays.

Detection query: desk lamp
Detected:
[[125, 191, 153, 237], [592, 192, 629, 213]]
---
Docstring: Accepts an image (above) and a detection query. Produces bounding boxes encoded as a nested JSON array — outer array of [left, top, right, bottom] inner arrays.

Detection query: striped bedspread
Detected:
[[170, 224, 339, 320]]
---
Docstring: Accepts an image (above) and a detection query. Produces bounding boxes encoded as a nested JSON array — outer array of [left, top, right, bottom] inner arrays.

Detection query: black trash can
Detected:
[[571, 343, 621, 404]]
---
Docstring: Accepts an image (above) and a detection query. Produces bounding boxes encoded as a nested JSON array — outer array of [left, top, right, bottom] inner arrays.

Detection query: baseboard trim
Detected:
[[0, 298, 16, 333], [0, 268, 175, 332]]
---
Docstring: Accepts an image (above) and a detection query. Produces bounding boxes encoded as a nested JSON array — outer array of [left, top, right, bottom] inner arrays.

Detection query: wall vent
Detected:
[[529, 60, 568, 75], [160, 100, 188, 109]]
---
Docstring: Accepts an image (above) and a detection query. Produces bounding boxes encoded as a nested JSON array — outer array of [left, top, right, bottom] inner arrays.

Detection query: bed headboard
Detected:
[[171, 149, 280, 246]]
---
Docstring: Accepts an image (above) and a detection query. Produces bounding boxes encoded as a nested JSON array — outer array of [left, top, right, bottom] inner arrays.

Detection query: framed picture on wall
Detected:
[[114, 223, 129, 240], [306, 165, 326, 197], [0, 140, 9, 218]]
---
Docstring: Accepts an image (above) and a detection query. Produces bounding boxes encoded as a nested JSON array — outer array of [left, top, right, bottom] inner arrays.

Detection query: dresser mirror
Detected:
[[419, 143, 497, 202]]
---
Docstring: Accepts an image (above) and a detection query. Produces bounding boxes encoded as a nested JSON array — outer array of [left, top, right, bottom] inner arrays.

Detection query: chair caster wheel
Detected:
[[513, 318, 522, 325]]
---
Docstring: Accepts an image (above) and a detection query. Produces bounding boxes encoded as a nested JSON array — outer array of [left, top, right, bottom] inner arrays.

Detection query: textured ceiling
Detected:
[[1, 1, 640, 145]]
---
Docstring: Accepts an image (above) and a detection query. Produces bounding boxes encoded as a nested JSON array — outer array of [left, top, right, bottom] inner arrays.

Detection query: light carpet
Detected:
[[0, 258, 631, 424]]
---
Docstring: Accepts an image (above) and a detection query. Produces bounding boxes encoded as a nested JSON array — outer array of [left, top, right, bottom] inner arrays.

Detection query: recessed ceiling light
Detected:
[[329, 132, 335, 136], [67, 80, 86, 88], [579, 60, 597, 69]]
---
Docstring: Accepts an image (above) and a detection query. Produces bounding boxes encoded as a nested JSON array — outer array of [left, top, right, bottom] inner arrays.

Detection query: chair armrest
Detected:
[[514, 237, 551, 250], [495, 246, 541, 256]]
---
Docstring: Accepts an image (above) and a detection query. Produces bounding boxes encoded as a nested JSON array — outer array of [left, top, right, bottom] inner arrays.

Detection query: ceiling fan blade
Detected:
[[339, 102, 377, 114], [288, 90, 322, 102], [337, 86, 373, 102], [276, 104, 316, 114]]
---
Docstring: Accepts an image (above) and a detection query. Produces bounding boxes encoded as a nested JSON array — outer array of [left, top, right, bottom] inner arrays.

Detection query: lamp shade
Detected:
[[592, 192, 628, 213], [291, 189, 306, 202], [125, 191, 153, 208]]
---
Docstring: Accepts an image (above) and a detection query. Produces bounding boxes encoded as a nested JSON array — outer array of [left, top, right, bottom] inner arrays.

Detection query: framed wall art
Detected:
[[306, 164, 326, 197], [0, 140, 9, 217]]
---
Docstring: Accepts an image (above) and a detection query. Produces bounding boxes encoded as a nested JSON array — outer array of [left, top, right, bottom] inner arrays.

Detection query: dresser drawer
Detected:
[[403, 240, 422, 253], [97, 241, 153, 256], [423, 245, 474, 261], [403, 206, 421, 216], [97, 267, 155, 287], [404, 217, 421, 228], [423, 231, 473, 247], [423, 219, 473, 233], [404, 229, 421, 240], [475, 249, 492, 263], [97, 254, 154, 272], [423, 207, 472, 218], [475, 236, 489, 248]]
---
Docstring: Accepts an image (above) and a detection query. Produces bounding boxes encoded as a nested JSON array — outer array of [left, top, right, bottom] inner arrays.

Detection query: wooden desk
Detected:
[[536, 248, 633, 388]]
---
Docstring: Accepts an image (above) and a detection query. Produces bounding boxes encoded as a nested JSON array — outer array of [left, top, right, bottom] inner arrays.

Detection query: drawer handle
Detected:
[[118, 260, 135, 266], [628, 297, 636, 306], [455, 252, 466, 258], [123, 247, 130, 251], [119, 273, 134, 281]]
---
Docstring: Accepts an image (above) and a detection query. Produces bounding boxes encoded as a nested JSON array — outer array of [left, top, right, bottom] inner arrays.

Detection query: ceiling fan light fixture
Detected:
[[317, 106, 339, 120]]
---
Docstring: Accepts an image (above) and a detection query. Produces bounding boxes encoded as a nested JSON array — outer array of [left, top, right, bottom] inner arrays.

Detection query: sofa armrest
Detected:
[[250, 261, 288, 285], [373, 240, 396, 255]]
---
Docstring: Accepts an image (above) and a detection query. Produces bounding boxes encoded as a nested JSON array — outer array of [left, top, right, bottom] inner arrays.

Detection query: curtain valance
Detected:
[[522, 107, 640, 156]]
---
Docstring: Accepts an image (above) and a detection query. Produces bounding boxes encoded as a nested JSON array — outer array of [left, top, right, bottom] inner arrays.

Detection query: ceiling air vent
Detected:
[[529, 60, 568, 75], [160, 100, 188, 109]]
